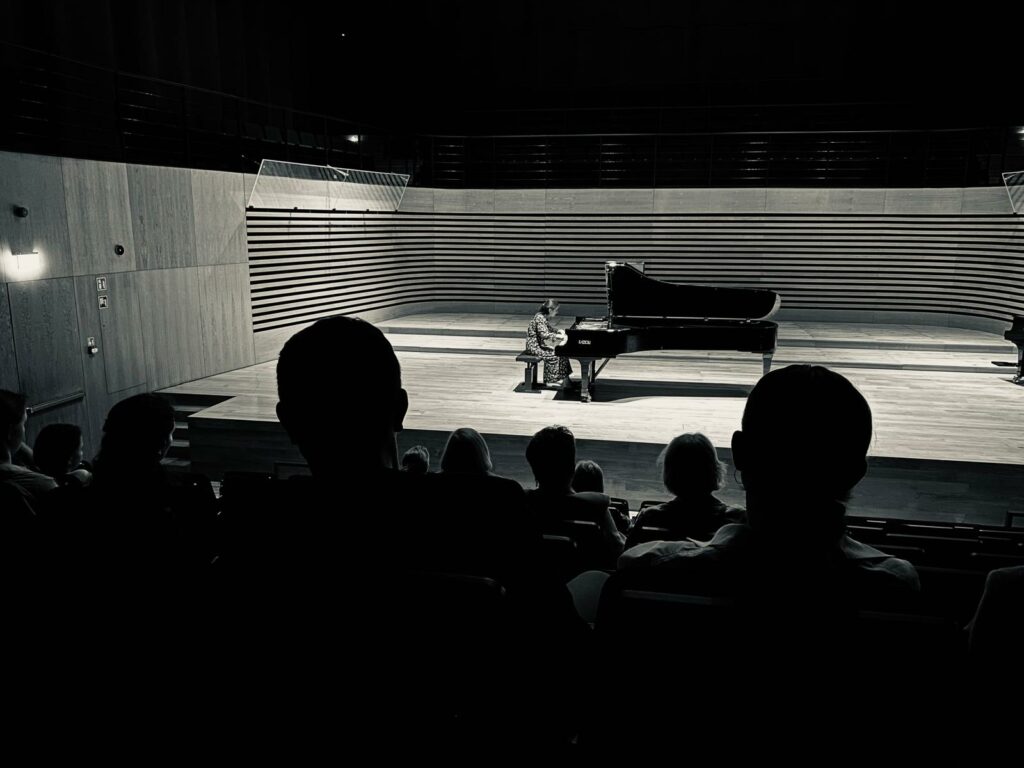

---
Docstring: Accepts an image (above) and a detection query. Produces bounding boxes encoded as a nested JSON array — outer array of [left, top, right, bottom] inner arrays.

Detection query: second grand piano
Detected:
[[556, 262, 781, 402]]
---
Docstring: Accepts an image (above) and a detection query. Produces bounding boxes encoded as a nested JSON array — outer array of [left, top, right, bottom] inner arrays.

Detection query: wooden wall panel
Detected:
[[98, 272, 147, 392], [822, 189, 888, 213], [397, 187, 435, 213], [248, 186, 1024, 336], [884, 188, 963, 213], [0, 285, 19, 391], [128, 164, 197, 270], [433, 189, 468, 213], [198, 263, 255, 375], [7, 277, 83, 404], [545, 188, 654, 213], [961, 188, 1013, 214], [0, 151, 74, 282], [765, 189, 831, 212], [493, 189, 546, 212], [73, 272, 146, 396], [23, 399, 90, 456], [73, 274, 150, 457], [137, 268, 206, 390], [192, 169, 247, 266], [654, 188, 715, 213], [707, 188, 767, 212], [63, 158, 136, 275], [73, 274, 109, 455]]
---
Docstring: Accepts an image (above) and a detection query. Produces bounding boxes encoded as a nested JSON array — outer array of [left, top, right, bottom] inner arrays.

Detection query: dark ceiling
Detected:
[[3, 0, 1021, 132], [2, 1, 1021, 186]]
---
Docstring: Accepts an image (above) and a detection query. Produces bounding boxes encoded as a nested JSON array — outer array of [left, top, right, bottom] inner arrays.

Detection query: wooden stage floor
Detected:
[[161, 314, 1024, 527]]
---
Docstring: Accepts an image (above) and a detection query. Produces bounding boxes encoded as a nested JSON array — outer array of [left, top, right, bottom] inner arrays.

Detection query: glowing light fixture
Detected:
[[4, 250, 44, 280]]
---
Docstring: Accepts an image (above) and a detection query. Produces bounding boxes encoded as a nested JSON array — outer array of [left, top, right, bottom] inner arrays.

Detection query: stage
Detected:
[[159, 314, 1024, 527]]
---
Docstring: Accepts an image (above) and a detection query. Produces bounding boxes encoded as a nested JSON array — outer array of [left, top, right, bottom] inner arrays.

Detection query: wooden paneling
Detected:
[[653, 188, 714, 213], [23, 398, 89, 457], [433, 189, 496, 213], [765, 189, 890, 213], [128, 164, 197, 270], [884, 188, 963, 214], [545, 188, 654, 213], [397, 187, 435, 213], [193, 169, 248, 266], [432, 189, 468, 213], [765, 189, 832, 212], [62, 158, 136, 275], [961, 188, 1013, 214], [707, 188, 767, 212], [247, 187, 1024, 333], [73, 272, 147, 396], [137, 267, 206, 390], [97, 272, 147, 392], [493, 189, 546, 212], [198, 263, 255, 375], [73, 274, 150, 457], [0, 151, 74, 282], [73, 274, 109, 455], [822, 189, 888, 214], [7, 277, 83, 404], [0, 285, 19, 391]]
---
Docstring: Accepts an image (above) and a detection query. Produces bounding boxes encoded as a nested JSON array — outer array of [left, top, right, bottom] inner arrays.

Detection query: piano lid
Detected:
[[606, 261, 781, 321]]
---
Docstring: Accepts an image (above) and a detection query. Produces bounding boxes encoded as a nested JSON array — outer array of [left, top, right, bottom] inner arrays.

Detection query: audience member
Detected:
[[968, 565, 1024, 679], [0, 390, 57, 504], [46, 393, 216, 575], [571, 459, 604, 493], [618, 365, 920, 610], [271, 316, 582, 747], [400, 444, 430, 474], [440, 427, 493, 473], [33, 423, 91, 487], [625, 432, 741, 549], [526, 426, 625, 568]]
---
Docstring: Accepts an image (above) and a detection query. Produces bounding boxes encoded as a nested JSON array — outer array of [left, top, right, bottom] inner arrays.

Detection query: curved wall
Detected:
[[247, 187, 1024, 336]]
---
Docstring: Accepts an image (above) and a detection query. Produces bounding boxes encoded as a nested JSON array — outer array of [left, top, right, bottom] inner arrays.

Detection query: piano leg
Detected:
[[762, 352, 774, 376], [580, 358, 593, 402], [1015, 346, 1024, 385]]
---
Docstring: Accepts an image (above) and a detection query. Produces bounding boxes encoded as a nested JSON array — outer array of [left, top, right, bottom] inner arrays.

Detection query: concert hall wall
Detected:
[[247, 185, 1024, 360], [0, 151, 253, 455]]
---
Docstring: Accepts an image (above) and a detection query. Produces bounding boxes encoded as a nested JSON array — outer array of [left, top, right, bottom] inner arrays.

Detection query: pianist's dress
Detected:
[[526, 312, 572, 385]]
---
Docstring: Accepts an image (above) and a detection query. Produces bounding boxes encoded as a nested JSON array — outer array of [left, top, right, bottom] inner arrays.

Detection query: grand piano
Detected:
[[555, 262, 781, 402]]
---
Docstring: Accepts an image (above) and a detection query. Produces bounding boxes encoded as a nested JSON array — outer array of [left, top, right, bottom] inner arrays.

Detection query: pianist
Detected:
[[526, 299, 574, 389]]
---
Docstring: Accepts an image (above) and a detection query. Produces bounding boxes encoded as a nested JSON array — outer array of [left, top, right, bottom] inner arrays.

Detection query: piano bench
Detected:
[[516, 352, 543, 390]]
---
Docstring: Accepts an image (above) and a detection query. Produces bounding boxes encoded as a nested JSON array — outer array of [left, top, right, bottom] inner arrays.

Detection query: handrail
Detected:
[[27, 391, 85, 416]]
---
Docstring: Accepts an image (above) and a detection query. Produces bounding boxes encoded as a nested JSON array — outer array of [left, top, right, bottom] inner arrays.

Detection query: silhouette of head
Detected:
[[97, 394, 175, 473], [400, 445, 430, 474], [277, 316, 408, 472], [441, 427, 493, 473], [0, 390, 27, 456], [526, 425, 575, 488], [572, 459, 604, 493], [34, 423, 84, 478], [659, 432, 724, 497], [733, 365, 871, 527]]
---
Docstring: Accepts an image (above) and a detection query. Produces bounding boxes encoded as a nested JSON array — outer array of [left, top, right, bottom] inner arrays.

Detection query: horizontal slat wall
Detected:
[[247, 191, 1024, 333]]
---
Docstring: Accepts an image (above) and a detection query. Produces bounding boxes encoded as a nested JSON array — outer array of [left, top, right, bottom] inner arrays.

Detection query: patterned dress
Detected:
[[526, 312, 572, 384]]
